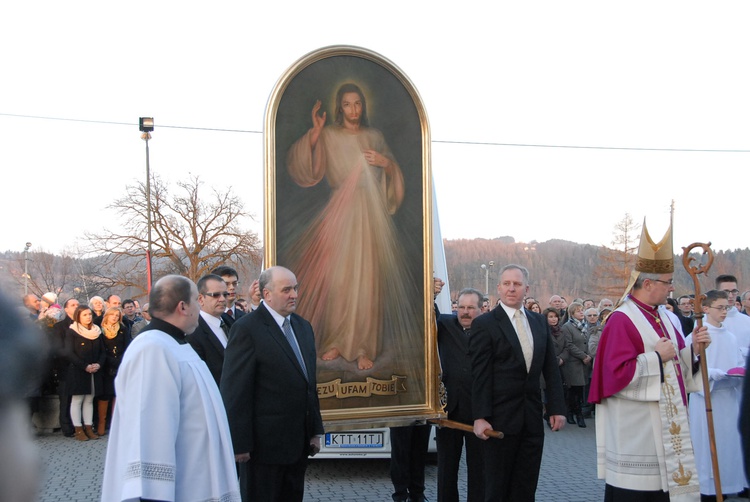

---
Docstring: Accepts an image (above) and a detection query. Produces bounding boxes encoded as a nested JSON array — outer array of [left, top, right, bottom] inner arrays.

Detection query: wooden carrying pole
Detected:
[[682, 242, 722, 501], [430, 418, 504, 439]]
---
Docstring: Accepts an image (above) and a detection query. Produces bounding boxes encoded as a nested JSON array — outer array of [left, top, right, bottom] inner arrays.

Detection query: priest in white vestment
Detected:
[[101, 275, 240, 502], [589, 220, 710, 502]]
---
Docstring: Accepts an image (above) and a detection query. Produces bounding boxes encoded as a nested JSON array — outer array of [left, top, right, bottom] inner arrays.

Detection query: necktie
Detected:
[[225, 308, 233, 319], [514, 310, 533, 372], [220, 319, 230, 337], [282, 318, 308, 380]]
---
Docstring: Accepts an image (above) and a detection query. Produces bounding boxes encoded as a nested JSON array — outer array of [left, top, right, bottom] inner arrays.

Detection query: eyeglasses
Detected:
[[204, 292, 231, 298], [709, 305, 731, 311], [651, 279, 674, 285], [224, 281, 239, 287], [586, 314, 599, 317], [721, 289, 740, 295]]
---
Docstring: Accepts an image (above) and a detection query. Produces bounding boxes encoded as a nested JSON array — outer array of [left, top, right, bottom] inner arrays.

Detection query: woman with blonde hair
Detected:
[[97, 307, 129, 436], [65, 305, 105, 441]]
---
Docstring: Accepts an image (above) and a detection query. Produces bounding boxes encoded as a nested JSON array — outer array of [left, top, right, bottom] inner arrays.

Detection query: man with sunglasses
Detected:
[[187, 274, 232, 386], [716, 274, 750, 360]]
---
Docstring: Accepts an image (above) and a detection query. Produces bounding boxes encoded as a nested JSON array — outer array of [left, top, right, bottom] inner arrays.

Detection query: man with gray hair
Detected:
[[741, 290, 750, 315], [187, 274, 230, 386], [471, 264, 566, 501], [589, 221, 710, 501], [437, 287, 485, 502], [221, 266, 323, 502], [101, 275, 240, 502]]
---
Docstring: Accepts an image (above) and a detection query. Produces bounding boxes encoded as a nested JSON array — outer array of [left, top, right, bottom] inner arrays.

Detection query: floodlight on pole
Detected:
[[480, 261, 495, 296], [23, 242, 31, 295], [139, 117, 154, 293]]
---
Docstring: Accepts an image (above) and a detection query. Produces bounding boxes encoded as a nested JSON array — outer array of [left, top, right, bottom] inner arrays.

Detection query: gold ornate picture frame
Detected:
[[264, 46, 441, 426]]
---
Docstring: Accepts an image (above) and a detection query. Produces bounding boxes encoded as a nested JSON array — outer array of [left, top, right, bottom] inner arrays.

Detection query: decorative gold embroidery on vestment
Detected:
[[671, 460, 693, 486]]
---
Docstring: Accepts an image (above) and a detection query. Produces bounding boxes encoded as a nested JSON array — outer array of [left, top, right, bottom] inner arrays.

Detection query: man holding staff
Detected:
[[589, 221, 711, 501]]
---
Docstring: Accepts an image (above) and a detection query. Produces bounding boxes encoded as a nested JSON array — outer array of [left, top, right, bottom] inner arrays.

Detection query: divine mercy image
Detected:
[[272, 53, 428, 410]]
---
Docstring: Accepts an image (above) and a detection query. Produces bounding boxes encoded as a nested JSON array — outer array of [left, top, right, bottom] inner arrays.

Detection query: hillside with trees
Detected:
[[443, 237, 750, 305]]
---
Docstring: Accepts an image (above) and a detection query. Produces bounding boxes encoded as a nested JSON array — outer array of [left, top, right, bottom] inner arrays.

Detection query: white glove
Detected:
[[708, 368, 727, 381]]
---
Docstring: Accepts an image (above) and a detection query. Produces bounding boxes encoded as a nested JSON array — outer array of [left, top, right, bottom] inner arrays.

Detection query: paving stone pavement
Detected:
[[32, 419, 750, 501]]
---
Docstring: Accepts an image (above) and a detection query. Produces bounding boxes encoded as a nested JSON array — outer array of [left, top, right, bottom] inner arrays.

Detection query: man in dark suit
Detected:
[[437, 287, 485, 502], [471, 264, 566, 502], [53, 297, 79, 437], [221, 266, 324, 502], [211, 265, 246, 327], [187, 274, 230, 386]]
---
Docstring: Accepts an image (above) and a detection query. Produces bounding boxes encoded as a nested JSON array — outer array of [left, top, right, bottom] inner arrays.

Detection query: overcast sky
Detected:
[[2, 1, 749, 260]]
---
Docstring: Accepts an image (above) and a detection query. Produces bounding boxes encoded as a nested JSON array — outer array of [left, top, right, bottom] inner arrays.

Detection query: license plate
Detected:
[[325, 432, 384, 448]]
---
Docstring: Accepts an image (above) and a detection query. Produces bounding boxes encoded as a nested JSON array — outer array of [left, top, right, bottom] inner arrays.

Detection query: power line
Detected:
[[432, 139, 750, 154], [2, 112, 749, 153], [0, 113, 262, 134]]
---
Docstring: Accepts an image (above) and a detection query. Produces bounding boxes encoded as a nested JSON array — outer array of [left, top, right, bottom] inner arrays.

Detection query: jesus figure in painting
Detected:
[[286, 82, 416, 371]]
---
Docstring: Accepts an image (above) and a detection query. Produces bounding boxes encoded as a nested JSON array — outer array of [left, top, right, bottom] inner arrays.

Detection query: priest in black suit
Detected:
[[221, 266, 324, 502], [187, 274, 230, 386], [471, 264, 566, 502], [436, 287, 485, 502]]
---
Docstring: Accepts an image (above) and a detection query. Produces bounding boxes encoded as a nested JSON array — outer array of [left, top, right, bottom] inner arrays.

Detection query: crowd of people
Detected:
[[22, 292, 151, 440], [437, 243, 750, 502], [21, 267, 260, 442], [14, 248, 750, 502]]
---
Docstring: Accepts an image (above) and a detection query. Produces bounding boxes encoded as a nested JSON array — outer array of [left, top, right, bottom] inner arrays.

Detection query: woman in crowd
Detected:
[[665, 297, 678, 313], [587, 307, 612, 361], [65, 305, 105, 441], [89, 296, 105, 325], [544, 307, 567, 364], [97, 307, 129, 436], [561, 302, 591, 428], [543, 307, 567, 428], [527, 300, 542, 314]]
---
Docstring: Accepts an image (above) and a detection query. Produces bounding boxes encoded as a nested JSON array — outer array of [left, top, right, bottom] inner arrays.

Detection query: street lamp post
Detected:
[[23, 242, 31, 295], [480, 261, 494, 296], [139, 117, 154, 293]]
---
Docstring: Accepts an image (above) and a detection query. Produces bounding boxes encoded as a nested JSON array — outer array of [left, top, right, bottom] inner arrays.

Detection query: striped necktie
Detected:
[[282, 318, 308, 380]]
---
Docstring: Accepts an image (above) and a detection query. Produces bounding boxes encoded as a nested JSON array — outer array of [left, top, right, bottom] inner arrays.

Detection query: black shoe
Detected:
[[577, 416, 586, 428], [62, 429, 75, 437], [567, 413, 575, 425]]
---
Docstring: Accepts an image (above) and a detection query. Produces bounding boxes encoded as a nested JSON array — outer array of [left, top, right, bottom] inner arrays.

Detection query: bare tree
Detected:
[[12, 248, 76, 297], [86, 175, 261, 294], [587, 213, 640, 298]]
